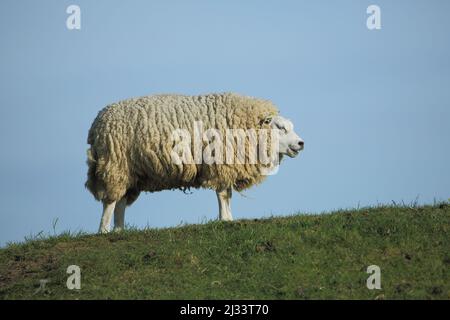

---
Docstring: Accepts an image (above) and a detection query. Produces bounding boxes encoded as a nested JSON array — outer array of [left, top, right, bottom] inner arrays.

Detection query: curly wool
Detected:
[[86, 93, 279, 204]]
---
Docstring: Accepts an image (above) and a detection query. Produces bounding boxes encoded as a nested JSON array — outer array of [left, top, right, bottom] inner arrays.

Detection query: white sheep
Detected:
[[86, 93, 304, 233]]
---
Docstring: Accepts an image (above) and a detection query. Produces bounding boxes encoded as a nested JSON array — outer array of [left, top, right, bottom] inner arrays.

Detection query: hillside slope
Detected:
[[0, 204, 449, 299]]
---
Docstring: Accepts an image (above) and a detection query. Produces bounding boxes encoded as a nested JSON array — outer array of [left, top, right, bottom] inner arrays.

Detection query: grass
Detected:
[[0, 203, 449, 299]]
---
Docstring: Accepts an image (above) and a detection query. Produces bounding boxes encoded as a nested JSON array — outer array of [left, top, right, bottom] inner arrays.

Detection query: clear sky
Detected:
[[1, 0, 449, 246]]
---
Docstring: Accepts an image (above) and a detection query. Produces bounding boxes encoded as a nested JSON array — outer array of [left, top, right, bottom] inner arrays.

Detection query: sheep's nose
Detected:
[[298, 140, 304, 148]]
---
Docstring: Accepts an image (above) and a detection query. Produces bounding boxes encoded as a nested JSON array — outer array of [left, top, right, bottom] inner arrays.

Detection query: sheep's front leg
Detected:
[[216, 187, 233, 221], [99, 201, 116, 233], [113, 197, 127, 232]]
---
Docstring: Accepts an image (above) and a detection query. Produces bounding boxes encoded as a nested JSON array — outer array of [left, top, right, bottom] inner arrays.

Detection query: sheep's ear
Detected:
[[260, 116, 273, 126]]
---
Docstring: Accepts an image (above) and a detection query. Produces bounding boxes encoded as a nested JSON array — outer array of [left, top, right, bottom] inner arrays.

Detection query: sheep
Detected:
[[86, 93, 304, 233]]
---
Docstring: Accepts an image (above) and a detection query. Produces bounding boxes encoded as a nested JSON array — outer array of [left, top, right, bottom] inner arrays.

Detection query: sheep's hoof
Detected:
[[99, 227, 110, 234]]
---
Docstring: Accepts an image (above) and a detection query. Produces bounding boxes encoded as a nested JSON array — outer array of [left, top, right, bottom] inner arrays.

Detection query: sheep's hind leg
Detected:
[[216, 187, 233, 221], [113, 197, 127, 232], [99, 201, 116, 234]]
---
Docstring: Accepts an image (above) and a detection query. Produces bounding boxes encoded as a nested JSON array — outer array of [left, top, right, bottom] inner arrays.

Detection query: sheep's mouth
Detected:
[[287, 147, 300, 158]]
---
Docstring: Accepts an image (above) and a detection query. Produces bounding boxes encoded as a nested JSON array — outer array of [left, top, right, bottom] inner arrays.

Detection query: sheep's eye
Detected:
[[276, 125, 287, 133], [263, 118, 272, 125]]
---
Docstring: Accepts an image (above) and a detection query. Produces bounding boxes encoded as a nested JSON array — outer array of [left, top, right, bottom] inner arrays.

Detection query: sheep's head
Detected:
[[265, 115, 304, 158]]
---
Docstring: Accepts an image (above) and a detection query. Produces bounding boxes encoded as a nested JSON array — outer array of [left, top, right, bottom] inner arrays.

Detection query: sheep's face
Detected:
[[269, 115, 304, 158]]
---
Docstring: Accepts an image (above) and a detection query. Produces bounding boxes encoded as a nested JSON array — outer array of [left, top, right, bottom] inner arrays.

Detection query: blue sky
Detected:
[[0, 0, 449, 246]]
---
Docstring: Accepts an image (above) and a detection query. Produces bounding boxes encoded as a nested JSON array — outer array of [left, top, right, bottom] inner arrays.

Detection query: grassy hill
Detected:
[[0, 203, 449, 300]]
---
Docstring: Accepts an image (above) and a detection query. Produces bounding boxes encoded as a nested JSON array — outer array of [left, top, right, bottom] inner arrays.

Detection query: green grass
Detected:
[[0, 203, 449, 299]]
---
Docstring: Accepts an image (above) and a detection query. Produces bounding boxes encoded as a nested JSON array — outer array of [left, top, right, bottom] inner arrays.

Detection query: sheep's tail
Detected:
[[85, 147, 102, 201]]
